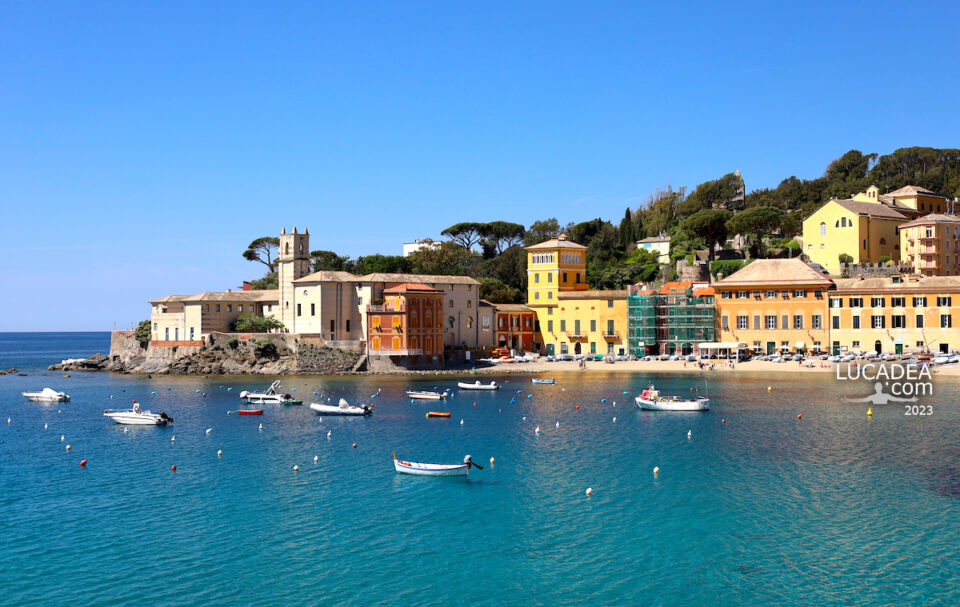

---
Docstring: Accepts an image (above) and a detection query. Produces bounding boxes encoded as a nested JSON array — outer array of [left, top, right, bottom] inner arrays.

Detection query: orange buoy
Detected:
[[721, 419, 726, 424], [352, 443, 357, 449], [797, 413, 802, 419], [473, 402, 477, 406], [171, 465, 176, 471], [79, 459, 88, 467], [576, 405, 580, 410]]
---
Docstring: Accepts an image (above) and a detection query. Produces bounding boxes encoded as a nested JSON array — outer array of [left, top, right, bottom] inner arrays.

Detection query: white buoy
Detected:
[[653, 466, 660, 475], [318, 418, 322, 423], [259, 424, 263, 431], [585, 487, 592, 496], [44, 423, 48, 430], [460, 419, 464, 425], [613, 417, 617, 423], [58, 409, 62, 414], [60, 434, 65, 442], [313, 455, 319, 463], [293, 465, 299, 472], [123, 428, 128, 434], [205, 428, 212, 435], [687, 430, 692, 439], [327, 431, 331, 439], [6, 418, 10, 424], [522, 416, 526, 421], [171, 436, 175, 443], [535, 426, 540, 434], [555, 420, 559, 428]]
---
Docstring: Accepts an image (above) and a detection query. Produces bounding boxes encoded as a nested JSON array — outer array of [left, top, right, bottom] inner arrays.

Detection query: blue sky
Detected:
[[2, 1, 958, 330]]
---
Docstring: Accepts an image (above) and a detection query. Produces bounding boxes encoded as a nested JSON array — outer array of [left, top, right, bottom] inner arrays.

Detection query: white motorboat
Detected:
[[309, 398, 372, 416], [393, 453, 481, 476], [22, 388, 70, 402], [239, 380, 302, 405], [406, 390, 447, 400], [457, 381, 499, 391], [103, 405, 174, 425], [635, 385, 709, 411]]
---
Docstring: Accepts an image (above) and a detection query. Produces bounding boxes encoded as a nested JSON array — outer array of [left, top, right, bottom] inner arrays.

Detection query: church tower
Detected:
[[278, 226, 310, 331]]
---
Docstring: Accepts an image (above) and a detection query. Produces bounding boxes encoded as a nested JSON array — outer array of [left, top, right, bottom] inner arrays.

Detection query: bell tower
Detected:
[[278, 226, 310, 331]]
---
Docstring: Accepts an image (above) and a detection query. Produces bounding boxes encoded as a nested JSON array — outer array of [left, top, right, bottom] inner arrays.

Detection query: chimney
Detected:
[[226, 289, 232, 292]]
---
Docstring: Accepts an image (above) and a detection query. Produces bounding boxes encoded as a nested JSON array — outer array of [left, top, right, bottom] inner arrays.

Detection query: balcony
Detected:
[[564, 331, 588, 340], [367, 304, 405, 313], [602, 331, 620, 340]]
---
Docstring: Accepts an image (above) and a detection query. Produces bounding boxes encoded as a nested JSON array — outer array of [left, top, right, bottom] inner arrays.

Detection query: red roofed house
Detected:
[[366, 283, 445, 365]]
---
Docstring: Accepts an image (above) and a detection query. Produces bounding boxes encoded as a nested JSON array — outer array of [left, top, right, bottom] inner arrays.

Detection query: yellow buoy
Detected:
[[585, 487, 592, 496], [66, 444, 71, 451], [489, 457, 495, 465], [767, 386, 772, 391], [217, 449, 222, 457], [867, 408, 873, 416], [653, 466, 660, 475]]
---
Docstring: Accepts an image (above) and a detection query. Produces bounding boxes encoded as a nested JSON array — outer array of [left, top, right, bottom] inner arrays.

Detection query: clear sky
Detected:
[[2, 1, 958, 330]]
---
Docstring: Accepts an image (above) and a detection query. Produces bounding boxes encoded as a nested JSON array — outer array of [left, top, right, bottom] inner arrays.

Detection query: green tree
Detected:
[[726, 206, 784, 257], [233, 314, 284, 332], [348, 254, 412, 275], [839, 253, 854, 264], [441, 222, 490, 250], [133, 320, 151, 348], [249, 272, 278, 290], [484, 221, 525, 254], [524, 218, 561, 246], [253, 338, 278, 358], [242, 237, 281, 272], [478, 277, 522, 303], [310, 250, 350, 272], [408, 241, 481, 276], [710, 259, 750, 279], [679, 209, 732, 262], [641, 186, 684, 238]]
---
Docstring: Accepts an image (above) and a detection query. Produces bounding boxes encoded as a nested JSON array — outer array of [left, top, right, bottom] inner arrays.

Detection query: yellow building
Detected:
[[150, 290, 278, 343], [830, 275, 960, 355], [802, 198, 908, 274], [899, 214, 960, 276], [714, 258, 832, 355], [526, 234, 628, 356]]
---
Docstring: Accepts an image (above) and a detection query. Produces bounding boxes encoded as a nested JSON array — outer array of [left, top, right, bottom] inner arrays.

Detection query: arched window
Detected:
[[879, 238, 886, 245], [835, 220, 840, 228], [448, 316, 455, 328], [820, 222, 826, 236], [467, 316, 474, 329]]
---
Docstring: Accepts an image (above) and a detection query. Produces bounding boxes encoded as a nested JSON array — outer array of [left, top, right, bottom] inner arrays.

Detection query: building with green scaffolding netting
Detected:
[[627, 282, 716, 356]]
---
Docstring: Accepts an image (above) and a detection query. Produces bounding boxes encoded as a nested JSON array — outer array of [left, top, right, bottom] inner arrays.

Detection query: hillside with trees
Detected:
[[241, 147, 960, 304]]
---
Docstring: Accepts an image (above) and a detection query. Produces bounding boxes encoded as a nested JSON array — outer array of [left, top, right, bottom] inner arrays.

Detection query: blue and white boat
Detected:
[[531, 378, 555, 385], [393, 453, 482, 476]]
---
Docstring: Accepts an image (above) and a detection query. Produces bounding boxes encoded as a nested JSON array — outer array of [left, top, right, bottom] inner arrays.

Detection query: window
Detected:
[[346, 320, 351, 333], [608, 300, 614, 308], [916, 341, 924, 347], [174, 328, 178, 341], [190, 327, 194, 340], [238, 305, 243, 312], [607, 320, 615, 334], [311, 303, 316, 316], [547, 273, 553, 283], [562, 272, 567, 283], [879, 237, 886, 245], [916, 315, 924, 328], [448, 316, 455, 328], [871, 297, 884, 308], [753, 315, 761, 330], [872, 316, 885, 329], [574, 320, 581, 335], [941, 314, 952, 328], [165, 328, 169, 340], [590, 319, 596, 332], [535, 273, 539, 283], [547, 320, 553, 332], [812, 315, 822, 329], [534, 292, 540, 300], [153, 322, 158, 331], [782, 315, 789, 330], [547, 307, 553, 315], [560, 342, 568, 354], [449, 299, 454, 308], [829, 298, 843, 308], [892, 315, 906, 328], [467, 300, 471, 308], [781, 291, 790, 299], [852, 316, 860, 329], [849, 297, 862, 307], [331, 319, 337, 333], [547, 292, 553, 299], [820, 222, 826, 236], [590, 342, 596, 354], [216, 304, 221, 312], [764, 315, 777, 329], [737, 315, 748, 330], [764, 291, 778, 299], [722, 316, 729, 330], [832, 316, 840, 330], [576, 274, 582, 284], [736, 291, 749, 299], [938, 296, 952, 307], [227, 305, 232, 312], [297, 304, 302, 317], [913, 296, 927, 307], [891, 297, 905, 307], [793, 290, 806, 298], [467, 316, 474, 329], [721, 291, 732, 299], [560, 320, 566, 332], [788, 315, 801, 329]]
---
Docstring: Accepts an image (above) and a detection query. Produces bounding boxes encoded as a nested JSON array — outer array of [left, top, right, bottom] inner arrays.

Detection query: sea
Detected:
[[1, 332, 958, 606]]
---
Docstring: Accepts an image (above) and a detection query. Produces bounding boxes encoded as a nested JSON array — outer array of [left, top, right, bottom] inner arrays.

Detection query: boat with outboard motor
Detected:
[[22, 388, 70, 402], [406, 390, 447, 400], [393, 453, 482, 476], [531, 378, 555, 385], [239, 380, 301, 405], [635, 385, 709, 411], [309, 398, 372, 416], [457, 380, 499, 391], [103, 403, 174, 425]]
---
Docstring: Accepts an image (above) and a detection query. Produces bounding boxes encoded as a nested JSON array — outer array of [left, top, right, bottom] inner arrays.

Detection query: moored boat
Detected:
[[103, 404, 174, 425], [239, 380, 302, 405], [309, 398, 372, 416], [22, 388, 70, 402], [237, 409, 263, 415], [426, 411, 451, 418], [635, 385, 709, 411], [406, 390, 447, 400], [393, 453, 481, 476], [457, 380, 499, 391], [531, 378, 555, 385]]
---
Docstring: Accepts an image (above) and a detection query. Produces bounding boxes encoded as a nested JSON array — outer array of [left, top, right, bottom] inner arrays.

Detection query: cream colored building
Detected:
[[636, 236, 671, 263], [150, 290, 278, 343], [899, 214, 960, 276]]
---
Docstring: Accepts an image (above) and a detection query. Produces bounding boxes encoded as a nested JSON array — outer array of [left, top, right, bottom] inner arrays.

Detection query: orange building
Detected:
[[491, 302, 536, 352], [899, 214, 960, 276], [366, 283, 444, 363]]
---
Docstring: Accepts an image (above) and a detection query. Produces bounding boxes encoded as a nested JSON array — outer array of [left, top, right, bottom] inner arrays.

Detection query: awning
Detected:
[[795, 342, 805, 348], [779, 345, 790, 350], [894, 339, 904, 344], [698, 342, 747, 349]]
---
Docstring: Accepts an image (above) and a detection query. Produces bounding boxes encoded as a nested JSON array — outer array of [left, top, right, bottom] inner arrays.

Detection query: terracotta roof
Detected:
[[692, 286, 715, 297], [525, 237, 587, 250], [831, 199, 908, 220], [834, 276, 960, 293], [659, 281, 693, 294], [383, 282, 441, 294], [478, 299, 497, 308], [359, 273, 480, 286], [714, 259, 833, 287], [558, 289, 628, 299], [898, 214, 960, 228], [149, 295, 191, 304], [293, 270, 360, 284], [888, 185, 941, 197], [178, 290, 279, 303], [491, 303, 533, 313]]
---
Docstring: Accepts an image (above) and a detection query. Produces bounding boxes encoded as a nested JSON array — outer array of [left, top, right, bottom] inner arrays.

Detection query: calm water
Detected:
[[1, 333, 959, 605]]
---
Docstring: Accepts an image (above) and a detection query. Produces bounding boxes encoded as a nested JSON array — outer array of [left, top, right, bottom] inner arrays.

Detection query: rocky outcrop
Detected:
[[48, 355, 111, 372]]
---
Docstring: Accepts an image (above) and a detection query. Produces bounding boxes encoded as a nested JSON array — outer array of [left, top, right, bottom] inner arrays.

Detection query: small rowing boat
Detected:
[[393, 453, 482, 476], [426, 411, 451, 418], [309, 398, 372, 416], [406, 390, 447, 400], [635, 385, 709, 411], [531, 378, 555, 385], [237, 409, 263, 415], [457, 380, 499, 391]]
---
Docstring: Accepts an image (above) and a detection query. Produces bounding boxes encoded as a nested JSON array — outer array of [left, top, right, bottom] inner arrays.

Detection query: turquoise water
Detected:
[[1, 334, 959, 605]]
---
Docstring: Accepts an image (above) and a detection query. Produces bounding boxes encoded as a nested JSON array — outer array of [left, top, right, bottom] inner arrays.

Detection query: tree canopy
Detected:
[[242, 237, 280, 272]]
